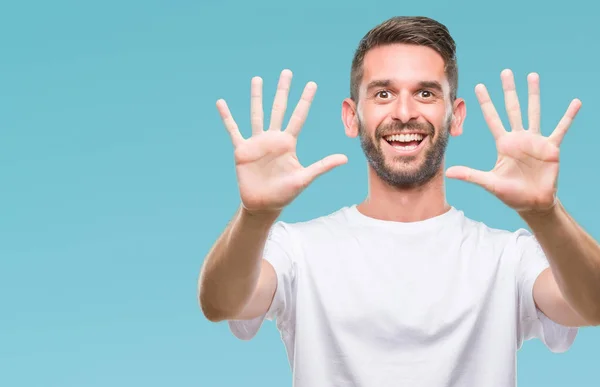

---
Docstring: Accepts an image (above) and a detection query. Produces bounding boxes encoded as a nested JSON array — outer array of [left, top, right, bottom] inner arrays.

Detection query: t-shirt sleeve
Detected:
[[514, 229, 578, 352], [228, 221, 297, 341]]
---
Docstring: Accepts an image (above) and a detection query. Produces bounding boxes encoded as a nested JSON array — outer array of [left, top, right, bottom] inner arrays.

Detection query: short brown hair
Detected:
[[350, 16, 458, 102]]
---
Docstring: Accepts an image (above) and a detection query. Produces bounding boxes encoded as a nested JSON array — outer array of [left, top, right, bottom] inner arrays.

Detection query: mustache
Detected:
[[375, 120, 434, 137]]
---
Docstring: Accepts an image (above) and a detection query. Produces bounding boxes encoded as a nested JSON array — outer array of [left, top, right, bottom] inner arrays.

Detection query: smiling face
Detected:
[[343, 43, 465, 189]]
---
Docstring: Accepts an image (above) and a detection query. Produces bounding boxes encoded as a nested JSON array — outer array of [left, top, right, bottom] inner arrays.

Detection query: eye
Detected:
[[375, 90, 392, 99], [419, 90, 433, 99]]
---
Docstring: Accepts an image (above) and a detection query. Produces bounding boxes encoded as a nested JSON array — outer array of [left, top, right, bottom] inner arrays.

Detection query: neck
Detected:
[[357, 165, 450, 223]]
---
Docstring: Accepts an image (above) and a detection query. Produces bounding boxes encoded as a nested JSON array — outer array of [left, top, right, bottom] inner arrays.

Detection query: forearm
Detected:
[[520, 200, 600, 324], [198, 205, 280, 321]]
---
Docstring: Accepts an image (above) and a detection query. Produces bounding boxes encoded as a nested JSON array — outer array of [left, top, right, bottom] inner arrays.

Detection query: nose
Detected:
[[391, 92, 419, 123]]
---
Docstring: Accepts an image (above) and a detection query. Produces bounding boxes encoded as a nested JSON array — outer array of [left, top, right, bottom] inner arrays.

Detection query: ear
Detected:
[[449, 97, 466, 137], [342, 98, 359, 138]]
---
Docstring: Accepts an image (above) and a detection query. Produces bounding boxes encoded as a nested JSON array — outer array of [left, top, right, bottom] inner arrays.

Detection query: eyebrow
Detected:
[[365, 79, 392, 92], [418, 81, 443, 92], [365, 79, 444, 93]]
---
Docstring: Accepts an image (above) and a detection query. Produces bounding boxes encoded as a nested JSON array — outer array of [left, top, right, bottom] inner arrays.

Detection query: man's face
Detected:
[[354, 44, 455, 189]]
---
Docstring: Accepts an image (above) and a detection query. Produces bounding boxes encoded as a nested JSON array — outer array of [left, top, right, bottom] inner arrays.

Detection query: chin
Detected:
[[375, 156, 443, 189]]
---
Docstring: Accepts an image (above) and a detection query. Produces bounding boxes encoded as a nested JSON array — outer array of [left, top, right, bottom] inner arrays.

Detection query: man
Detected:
[[198, 16, 600, 386]]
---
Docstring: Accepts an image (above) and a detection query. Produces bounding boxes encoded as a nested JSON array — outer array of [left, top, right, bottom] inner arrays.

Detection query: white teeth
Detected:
[[385, 133, 424, 142], [392, 144, 418, 151]]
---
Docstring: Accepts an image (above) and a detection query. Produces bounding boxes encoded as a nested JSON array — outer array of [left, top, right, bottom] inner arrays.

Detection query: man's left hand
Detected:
[[446, 69, 582, 214]]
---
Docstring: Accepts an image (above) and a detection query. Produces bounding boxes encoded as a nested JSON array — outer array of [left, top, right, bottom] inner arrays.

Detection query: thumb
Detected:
[[299, 154, 348, 186], [446, 166, 496, 194]]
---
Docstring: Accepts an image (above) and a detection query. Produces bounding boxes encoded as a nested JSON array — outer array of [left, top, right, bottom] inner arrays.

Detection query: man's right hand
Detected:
[[216, 69, 348, 217]]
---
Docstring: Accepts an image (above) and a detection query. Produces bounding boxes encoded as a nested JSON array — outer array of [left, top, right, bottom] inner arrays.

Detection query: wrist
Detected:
[[238, 205, 281, 229], [518, 198, 562, 225]]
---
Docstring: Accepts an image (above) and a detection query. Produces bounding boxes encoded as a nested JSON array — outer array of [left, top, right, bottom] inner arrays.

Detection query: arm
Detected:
[[445, 69, 599, 328], [198, 70, 346, 323], [521, 201, 600, 327], [198, 206, 279, 322]]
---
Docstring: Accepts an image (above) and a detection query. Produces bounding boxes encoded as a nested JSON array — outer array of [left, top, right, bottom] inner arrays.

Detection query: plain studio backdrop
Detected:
[[1, 0, 599, 386]]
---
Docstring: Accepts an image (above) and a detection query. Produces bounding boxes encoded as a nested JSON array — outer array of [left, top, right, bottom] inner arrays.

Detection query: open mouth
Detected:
[[383, 133, 428, 151]]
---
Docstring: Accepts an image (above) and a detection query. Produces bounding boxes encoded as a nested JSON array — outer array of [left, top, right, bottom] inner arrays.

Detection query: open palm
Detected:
[[446, 70, 581, 213], [216, 70, 347, 215]]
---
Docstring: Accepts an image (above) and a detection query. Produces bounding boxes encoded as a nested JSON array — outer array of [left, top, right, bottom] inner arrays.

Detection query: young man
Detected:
[[198, 16, 600, 386]]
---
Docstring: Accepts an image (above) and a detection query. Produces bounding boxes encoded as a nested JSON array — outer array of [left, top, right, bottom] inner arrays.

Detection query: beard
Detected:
[[358, 115, 451, 189]]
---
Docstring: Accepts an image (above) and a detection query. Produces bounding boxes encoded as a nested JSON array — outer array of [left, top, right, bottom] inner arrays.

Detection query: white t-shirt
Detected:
[[228, 205, 578, 387]]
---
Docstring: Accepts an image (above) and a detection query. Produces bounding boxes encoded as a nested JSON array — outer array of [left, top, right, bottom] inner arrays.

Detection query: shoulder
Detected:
[[272, 205, 355, 238], [262, 206, 354, 264], [458, 211, 540, 257]]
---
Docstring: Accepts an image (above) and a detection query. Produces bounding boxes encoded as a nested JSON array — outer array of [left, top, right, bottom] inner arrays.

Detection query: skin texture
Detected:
[[198, 43, 600, 327]]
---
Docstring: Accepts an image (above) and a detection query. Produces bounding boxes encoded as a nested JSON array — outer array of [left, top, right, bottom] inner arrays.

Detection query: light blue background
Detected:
[[1, 1, 598, 386]]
